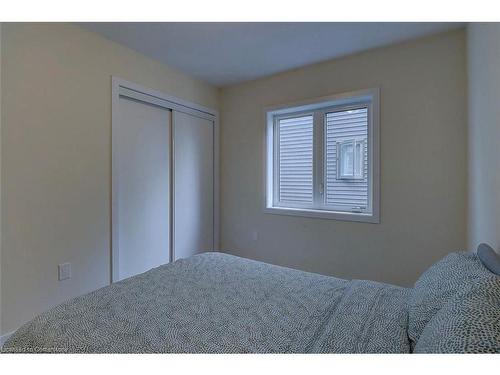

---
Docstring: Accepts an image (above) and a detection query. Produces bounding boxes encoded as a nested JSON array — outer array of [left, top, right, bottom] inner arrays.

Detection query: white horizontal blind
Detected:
[[277, 115, 314, 205], [325, 108, 368, 211]]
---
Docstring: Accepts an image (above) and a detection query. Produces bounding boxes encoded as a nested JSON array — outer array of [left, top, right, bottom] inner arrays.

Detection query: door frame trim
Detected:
[[111, 77, 219, 283]]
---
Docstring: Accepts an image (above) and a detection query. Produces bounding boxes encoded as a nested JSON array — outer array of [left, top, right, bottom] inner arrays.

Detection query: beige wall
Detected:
[[0, 23, 219, 335], [467, 24, 500, 253], [219, 30, 467, 287]]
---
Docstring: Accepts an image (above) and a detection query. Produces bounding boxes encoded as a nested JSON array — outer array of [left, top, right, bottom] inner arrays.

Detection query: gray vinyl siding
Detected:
[[325, 108, 369, 210], [278, 115, 314, 204]]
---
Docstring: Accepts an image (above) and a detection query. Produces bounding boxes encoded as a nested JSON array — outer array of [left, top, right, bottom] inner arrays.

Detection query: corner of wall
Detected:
[[465, 23, 472, 250], [0, 21, 3, 336], [466, 23, 500, 253]]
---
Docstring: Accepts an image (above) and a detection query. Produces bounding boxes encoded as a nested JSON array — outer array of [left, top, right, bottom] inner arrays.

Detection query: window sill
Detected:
[[264, 206, 379, 223]]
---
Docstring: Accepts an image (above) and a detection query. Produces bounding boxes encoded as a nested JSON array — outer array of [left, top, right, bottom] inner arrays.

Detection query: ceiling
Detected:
[[80, 23, 464, 87]]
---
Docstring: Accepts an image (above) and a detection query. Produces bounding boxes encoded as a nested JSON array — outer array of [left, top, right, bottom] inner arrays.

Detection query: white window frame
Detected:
[[264, 88, 380, 223]]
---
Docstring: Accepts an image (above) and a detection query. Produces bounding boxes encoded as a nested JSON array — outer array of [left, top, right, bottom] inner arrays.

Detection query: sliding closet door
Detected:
[[173, 111, 214, 260], [114, 97, 171, 281]]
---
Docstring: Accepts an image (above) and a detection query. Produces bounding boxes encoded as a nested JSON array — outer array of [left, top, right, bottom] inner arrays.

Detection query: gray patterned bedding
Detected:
[[3, 252, 411, 353]]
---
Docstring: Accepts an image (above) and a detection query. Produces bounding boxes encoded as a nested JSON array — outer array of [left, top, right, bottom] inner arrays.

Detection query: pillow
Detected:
[[414, 276, 500, 353], [408, 252, 492, 346], [477, 243, 500, 276]]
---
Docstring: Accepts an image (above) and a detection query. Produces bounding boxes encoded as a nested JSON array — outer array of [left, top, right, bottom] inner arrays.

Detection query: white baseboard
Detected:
[[0, 332, 14, 348]]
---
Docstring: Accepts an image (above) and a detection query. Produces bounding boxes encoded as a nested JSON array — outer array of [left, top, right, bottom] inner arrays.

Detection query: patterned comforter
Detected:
[[3, 252, 411, 353]]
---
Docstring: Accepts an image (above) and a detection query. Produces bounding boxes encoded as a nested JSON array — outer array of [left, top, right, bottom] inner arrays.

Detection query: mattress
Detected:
[[3, 252, 411, 353]]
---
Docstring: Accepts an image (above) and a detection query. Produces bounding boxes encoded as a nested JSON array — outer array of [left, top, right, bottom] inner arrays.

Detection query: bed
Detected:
[[3, 250, 500, 353]]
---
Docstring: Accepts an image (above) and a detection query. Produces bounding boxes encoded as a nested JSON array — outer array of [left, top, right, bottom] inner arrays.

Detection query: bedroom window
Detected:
[[265, 89, 380, 223]]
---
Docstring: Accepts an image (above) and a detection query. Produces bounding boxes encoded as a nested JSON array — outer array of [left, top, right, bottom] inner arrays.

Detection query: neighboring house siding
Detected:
[[325, 108, 368, 210], [278, 115, 314, 204]]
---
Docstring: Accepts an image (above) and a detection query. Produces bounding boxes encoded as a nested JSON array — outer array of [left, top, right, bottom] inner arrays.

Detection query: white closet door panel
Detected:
[[116, 97, 171, 280], [173, 111, 214, 260]]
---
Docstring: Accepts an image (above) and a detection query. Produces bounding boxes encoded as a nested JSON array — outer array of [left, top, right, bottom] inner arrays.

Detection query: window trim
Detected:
[[264, 88, 380, 223]]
